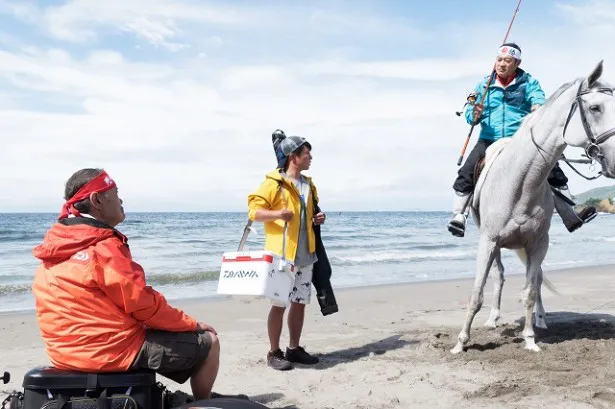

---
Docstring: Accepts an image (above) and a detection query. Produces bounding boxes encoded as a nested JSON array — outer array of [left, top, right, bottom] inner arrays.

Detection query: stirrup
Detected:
[[447, 219, 466, 237]]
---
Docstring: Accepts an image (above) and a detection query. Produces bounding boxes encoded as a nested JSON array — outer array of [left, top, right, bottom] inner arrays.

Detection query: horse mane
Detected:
[[517, 78, 583, 133]]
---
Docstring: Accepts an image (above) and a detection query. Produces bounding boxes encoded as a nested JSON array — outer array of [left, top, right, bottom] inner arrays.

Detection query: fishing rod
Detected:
[[456, 0, 523, 166]]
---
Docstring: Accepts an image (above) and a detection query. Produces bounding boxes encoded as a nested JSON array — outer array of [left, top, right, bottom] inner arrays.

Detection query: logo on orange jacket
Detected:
[[72, 251, 89, 262]]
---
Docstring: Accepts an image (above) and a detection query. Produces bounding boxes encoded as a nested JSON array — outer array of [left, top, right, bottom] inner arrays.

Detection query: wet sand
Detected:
[[2, 264, 615, 408]]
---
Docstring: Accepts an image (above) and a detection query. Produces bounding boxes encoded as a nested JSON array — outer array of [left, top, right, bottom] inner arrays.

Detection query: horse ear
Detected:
[[587, 60, 604, 87]]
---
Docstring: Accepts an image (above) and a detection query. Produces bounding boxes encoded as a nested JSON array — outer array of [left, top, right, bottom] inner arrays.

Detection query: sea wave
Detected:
[[330, 249, 476, 265], [0, 270, 221, 296]]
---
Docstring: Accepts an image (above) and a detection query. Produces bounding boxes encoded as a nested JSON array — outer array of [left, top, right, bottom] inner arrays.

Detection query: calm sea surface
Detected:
[[1, 211, 614, 313]]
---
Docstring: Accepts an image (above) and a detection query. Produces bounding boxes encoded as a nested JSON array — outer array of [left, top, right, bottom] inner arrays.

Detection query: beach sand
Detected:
[[2, 264, 615, 409]]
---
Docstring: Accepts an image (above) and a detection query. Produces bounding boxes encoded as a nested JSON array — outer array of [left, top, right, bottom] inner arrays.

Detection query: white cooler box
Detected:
[[217, 250, 296, 305]]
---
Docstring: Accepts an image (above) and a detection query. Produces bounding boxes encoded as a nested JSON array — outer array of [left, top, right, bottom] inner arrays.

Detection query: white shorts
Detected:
[[271, 264, 313, 307]]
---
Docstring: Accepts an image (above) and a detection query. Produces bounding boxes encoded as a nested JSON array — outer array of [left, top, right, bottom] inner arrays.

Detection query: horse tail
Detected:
[[541, 274, 560, 295], [514, 249, 527, 265], [514, 249, 559, 295]]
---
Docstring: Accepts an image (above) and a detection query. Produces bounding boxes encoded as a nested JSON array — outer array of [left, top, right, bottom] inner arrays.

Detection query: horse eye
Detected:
[[590, 105, 602, 113]]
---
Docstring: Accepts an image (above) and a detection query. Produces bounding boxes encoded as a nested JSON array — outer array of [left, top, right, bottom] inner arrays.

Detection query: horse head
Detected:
[[562, 60, 615, 177]]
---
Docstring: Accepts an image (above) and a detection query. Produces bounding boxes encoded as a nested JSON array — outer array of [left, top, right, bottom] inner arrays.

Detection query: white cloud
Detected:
[[2, 0, 615, 212], [556, 0, 615, 24], [0, 0, 39, 22], [44, 0, 252, 41], [0, 0, 259, 50], [306, 8, 424, 40], [301, 58, 493, 82]]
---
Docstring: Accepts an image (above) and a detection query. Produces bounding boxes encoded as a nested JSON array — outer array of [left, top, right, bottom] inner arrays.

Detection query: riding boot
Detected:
[[447, 191, 471, 237], [552, 192, 598, 232]]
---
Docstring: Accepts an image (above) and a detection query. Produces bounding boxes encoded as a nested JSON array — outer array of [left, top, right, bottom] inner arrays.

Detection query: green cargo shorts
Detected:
[[129, 329, 213, 384]]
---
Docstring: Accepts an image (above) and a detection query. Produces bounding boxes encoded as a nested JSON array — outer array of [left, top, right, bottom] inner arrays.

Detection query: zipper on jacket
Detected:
[[502, 90, 506, 138]]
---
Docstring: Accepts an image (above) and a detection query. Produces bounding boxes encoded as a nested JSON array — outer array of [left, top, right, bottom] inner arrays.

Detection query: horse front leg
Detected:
[[484, 249, 504, 328], [451, 236, 497, 354], [522, 238, 549, 351]]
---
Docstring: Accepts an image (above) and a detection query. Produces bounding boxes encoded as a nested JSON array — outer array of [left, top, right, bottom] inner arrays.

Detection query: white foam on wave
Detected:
[[332, 249, 476, 264]]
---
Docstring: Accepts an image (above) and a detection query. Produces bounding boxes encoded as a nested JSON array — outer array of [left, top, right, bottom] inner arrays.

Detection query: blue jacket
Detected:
[[465, 68, 546, 141]]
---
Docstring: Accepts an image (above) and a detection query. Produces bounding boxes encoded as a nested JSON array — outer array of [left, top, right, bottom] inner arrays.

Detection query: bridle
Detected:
[[562, 80, 615, 161]]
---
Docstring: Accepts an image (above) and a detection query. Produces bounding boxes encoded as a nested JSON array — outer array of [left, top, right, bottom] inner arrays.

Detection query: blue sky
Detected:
[[1, 0, 615, 212]]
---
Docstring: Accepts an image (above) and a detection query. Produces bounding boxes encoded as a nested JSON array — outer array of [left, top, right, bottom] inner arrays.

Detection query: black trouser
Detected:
[[452, 138, 569, 194]]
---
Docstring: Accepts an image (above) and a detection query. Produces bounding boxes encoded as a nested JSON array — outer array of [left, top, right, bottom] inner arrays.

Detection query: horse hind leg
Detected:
[[536, 263, 560, 329], [534, 266, 548, 329], [512, 247, 547, 328], [522, 238, 549, 352], [451, 236, 498, 354], [484, 249, 504, 328]]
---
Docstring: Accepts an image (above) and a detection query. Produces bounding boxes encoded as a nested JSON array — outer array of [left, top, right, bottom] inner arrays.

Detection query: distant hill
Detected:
[[572, 184, 615, 204]]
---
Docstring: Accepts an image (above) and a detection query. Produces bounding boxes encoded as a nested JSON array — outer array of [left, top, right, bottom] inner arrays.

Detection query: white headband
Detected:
[[498, 45, 521, 60]]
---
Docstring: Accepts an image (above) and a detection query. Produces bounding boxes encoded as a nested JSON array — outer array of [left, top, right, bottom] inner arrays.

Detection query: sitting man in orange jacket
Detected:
[[32, 168, 220, 401]]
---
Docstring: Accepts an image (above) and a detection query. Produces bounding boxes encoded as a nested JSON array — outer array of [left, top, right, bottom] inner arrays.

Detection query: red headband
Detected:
[[59, 170, 117, 219]]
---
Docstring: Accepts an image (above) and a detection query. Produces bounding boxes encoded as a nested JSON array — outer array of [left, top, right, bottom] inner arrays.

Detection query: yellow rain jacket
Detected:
[[248, 170, 319, 262]]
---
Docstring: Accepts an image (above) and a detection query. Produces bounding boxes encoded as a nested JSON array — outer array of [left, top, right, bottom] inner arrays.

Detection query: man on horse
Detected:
[[448, 42, 598, 237]]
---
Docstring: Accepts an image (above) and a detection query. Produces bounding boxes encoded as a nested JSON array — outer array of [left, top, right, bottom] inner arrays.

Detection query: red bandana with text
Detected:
[[59, 171, 116, 219]]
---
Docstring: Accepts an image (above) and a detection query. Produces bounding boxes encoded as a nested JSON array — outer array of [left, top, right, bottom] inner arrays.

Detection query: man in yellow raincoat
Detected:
[[248, 134, 326, 371]]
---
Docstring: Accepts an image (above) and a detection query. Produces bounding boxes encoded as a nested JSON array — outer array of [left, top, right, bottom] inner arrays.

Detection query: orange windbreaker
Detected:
[[32, 217, 198, 372]]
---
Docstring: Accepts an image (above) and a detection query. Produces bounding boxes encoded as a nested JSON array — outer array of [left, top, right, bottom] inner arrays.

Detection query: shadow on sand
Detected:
[[461, 311, 615, 352], [516, 311, 615, 343], [234, 393, 298, 409], [306, 334, 418, 370], [463, 311, 615, 352]]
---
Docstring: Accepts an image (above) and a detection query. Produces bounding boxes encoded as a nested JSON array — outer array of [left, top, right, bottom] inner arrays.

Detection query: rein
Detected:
[[560, 154, 602, 181]]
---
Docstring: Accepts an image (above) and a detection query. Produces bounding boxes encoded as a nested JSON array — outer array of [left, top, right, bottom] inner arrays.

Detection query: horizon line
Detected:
[[0, 209, 452, 214]]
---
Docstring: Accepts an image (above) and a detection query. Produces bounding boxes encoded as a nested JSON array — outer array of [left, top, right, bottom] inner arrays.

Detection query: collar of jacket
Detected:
[[59, 216, 129, 244]]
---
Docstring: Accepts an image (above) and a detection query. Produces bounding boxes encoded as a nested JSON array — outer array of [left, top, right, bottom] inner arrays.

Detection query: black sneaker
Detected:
[[267, 349, 293, 371], [578, 206, 598, 223], [285, 346, 319, 365], [567, 206, 598, 232]]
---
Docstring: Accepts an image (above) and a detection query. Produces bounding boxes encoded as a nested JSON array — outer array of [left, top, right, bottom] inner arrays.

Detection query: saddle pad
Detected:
[[472, 138, 512, 210]]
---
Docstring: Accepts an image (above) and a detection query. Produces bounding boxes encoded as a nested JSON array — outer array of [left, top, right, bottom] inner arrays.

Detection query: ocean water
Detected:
[[1, 211, 615, 313]]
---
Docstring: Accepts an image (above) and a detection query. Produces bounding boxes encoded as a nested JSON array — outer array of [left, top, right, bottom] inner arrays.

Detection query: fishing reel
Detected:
[[456, 92, 478, 116]]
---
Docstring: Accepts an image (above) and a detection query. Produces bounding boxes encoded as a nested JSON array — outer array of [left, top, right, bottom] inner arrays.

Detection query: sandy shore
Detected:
[[2, 264, 615, 408]]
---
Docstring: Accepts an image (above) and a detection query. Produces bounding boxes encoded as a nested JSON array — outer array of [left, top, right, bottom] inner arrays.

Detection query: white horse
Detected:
[[451, 61, 615, 354]]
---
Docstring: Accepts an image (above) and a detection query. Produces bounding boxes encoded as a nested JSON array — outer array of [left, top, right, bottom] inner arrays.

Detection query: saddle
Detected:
[[473, 157, 486, 187]]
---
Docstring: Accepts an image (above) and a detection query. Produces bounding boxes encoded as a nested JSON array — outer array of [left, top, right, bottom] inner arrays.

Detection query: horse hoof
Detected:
[[523, 339, 541, 352], [484, 319, 499, 329], [450, 343, 464, 354]]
